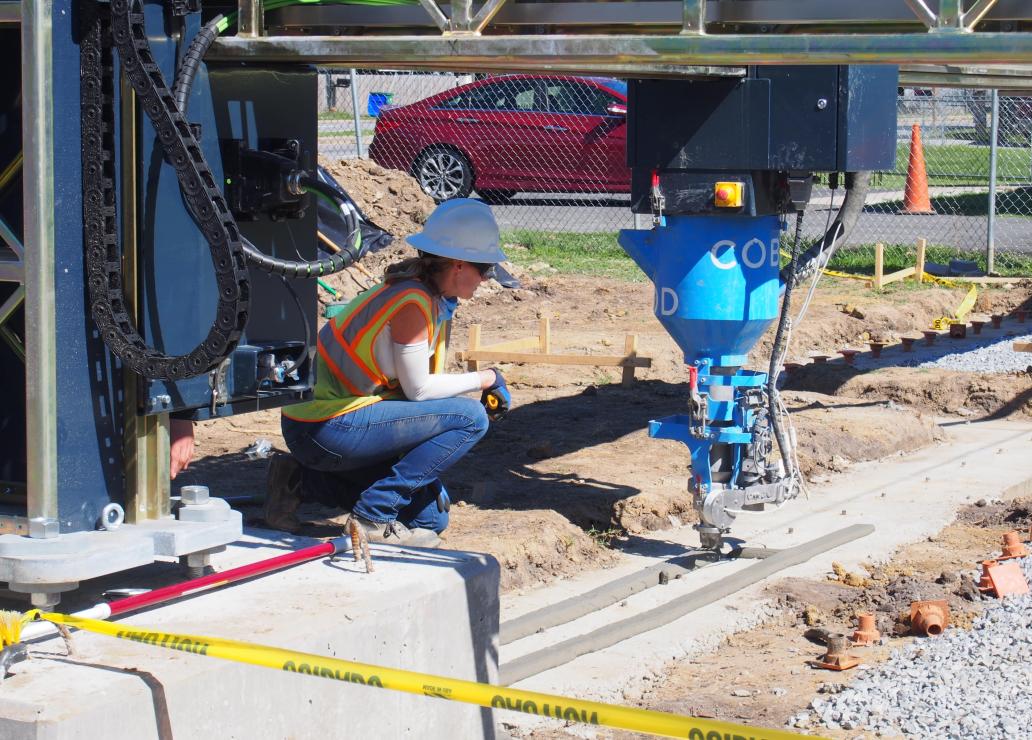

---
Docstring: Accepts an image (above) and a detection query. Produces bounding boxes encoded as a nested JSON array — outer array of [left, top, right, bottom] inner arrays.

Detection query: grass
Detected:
[[318, 112, 377, 123], [871, 186, 1032, 217], [500, 230, 1032, 281], [319, 129, 376, 139], [867, 143, 1032, 190], [501, 229, 645, 281], [587, 525, 623, 548], [828, 243, 1032, 278]]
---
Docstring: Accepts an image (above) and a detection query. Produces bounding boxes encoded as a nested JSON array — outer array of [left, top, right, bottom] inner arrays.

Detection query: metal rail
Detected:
[[213, 32, 1032, 71], [22, 0, 59, 535]]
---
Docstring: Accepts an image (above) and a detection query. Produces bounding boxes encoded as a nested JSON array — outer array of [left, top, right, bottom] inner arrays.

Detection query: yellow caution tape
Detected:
[[0, 609, 34, 647], [34, 612, 817, 740], [931, 284, 978, 330]]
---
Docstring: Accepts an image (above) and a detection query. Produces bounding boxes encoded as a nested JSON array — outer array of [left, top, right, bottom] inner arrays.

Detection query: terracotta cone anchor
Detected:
[[977, 559, 998, 595], [911, 600, 949, 637], [810, 634, 861, 671], [970, 320, 986, 335], [991, 314, 1004, 329], [868, 341, 887, 359], [922, 330, 939, 346], [839, 349, 860, 365], [999, 530, 1030, 561], [949, 322, 967, 339], [900, 336, 917, 353], [851, 613, 881, 646]]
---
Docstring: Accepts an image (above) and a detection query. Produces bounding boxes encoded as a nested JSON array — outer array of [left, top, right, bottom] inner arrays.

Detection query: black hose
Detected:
[[781, 171, 870, 284], [172, 14, 223, 116], [240, 235, 360, 278], [278, 275, 311, 378], [171, 21, 363, 279], [767, 213, 803, 485]]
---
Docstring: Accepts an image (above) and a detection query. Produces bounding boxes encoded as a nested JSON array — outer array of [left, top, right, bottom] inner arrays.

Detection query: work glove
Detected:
[[480, 368, 511, 421]]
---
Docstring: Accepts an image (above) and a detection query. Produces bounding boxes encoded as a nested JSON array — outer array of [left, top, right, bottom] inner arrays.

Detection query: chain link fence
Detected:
[[318, 71, 1032, 277]]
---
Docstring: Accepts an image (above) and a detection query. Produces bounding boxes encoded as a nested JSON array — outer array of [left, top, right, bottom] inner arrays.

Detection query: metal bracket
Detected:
[[208, 358, 230, 415], [905, 0, 999, 32], [681, 0, 706, 35]]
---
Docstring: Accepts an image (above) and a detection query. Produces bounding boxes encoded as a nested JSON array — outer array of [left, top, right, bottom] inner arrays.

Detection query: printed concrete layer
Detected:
[[0, 537, 500, 740], [498, 418, 1032, 734]]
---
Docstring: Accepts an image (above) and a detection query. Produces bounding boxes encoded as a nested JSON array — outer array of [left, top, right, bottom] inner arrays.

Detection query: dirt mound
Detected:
[[443, 505, 616, 593], [317, 157, 431, 303], [319, 156, 433, 240], [784, 391, 944, 477], [786, 365, 1032, 418]]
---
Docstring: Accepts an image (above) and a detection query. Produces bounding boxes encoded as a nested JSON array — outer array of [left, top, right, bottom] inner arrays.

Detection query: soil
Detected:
[[176, 163, 1032, 594], [180, 261, 1032, 592], [527, 498, 1030, 740]]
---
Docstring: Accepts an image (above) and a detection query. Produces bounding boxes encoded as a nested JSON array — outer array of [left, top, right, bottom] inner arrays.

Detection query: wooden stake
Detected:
[[915, 238, 927, 283], [539, 317, 551, 354], [466, 324, 482, 371], [873, 242, 885, 290], [622, 334, 638, 387]]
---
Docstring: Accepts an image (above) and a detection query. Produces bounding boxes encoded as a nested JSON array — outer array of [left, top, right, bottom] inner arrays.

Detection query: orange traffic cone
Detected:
[[903, 124, 935, 214]]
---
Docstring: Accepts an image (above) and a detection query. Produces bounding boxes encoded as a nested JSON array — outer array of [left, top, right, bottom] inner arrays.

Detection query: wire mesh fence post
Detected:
[[987, 89, 999, 275], [349, 69, 364, 158]]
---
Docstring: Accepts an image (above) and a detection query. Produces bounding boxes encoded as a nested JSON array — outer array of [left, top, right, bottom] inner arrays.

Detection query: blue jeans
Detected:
[[282, 397, 489, 533]]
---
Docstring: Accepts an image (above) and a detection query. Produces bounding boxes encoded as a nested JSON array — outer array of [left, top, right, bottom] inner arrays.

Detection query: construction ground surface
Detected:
[[173, 159, 1032, 738]]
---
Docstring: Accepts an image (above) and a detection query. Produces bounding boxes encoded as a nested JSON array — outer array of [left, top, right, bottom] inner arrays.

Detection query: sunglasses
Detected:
[[471, 262, 496, 279]]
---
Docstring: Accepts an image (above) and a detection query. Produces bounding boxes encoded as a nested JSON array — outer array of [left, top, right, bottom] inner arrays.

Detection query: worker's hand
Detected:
[[170, 418, 195, 480], [480, 368, 510, 421]]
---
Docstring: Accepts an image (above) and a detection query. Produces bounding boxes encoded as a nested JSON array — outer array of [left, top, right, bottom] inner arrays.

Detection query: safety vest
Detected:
[[283, 280, 447, 423]]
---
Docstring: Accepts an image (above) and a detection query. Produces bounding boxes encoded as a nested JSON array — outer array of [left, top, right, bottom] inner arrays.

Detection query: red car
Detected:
[[368, 75, 630, 203]]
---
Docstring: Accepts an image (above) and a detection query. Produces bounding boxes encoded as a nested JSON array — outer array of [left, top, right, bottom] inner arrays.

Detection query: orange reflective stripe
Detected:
[[352, 289, 433, 349], [317, 335, 364, 397]]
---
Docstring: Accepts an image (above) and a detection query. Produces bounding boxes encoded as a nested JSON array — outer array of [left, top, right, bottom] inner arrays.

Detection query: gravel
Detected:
[[798, 556, 1032, 737], [910, 333, 1032, 374]]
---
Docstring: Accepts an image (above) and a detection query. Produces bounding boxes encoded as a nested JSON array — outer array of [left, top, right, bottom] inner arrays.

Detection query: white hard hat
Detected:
[[407, 199, 507, 264]]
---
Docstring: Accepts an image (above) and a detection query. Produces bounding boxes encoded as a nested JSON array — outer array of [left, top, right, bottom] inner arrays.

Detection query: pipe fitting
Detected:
[[851, 612, 881, 646], [977, 560, 997, 594], [910, 599, 949, 637], [810, 634, 860, 671], [999, 531, 1029, 560]]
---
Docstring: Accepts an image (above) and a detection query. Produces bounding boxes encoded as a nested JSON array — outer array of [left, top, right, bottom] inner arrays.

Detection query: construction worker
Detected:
[[266, 199, 511, 547]]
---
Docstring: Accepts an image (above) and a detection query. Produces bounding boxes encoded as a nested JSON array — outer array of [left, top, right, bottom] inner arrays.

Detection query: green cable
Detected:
[[317, 278, 341, 298]]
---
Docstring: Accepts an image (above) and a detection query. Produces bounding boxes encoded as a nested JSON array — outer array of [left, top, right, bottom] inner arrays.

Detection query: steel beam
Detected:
[[267, 1, 1032, 31], [0, 2, 18, 25], [22, 0, 58, 530], [213, 32, 1032, 70]]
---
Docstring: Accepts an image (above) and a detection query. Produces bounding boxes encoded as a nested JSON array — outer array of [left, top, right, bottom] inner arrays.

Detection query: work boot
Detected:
[[347, 515, 442, 549], [264, 454, 303, 534]]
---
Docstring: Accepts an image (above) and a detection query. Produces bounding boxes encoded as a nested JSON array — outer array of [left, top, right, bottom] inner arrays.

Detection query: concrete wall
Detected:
[[0, 534, 500, 739]]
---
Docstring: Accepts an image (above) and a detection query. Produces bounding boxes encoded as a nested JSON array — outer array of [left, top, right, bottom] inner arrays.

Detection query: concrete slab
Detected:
[[0, 533, 500, 740], [499, 418, 1032, 734]]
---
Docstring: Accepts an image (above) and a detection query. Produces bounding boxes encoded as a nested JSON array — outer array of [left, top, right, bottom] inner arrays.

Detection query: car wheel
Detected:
[[414, 147, 473, 202], [478, 189, 517, 205]]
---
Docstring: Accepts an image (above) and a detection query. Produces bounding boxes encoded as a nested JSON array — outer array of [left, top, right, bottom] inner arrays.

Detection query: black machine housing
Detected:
[[628, 65, 899, 216]]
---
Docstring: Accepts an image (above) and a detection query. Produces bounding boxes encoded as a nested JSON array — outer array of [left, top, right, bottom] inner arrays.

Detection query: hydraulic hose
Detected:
[[172, 13, 223, 116], [767, 213, 803, 486], [782, 171, 871, 284], [172, 40, 364, 278]]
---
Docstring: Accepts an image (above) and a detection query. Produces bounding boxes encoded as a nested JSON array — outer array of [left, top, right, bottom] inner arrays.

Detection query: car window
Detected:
[[544, 81, 614, 116], [438, 79, 540, 112]]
